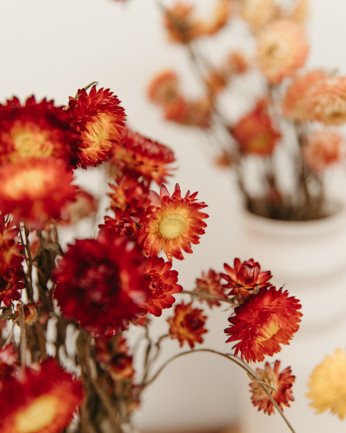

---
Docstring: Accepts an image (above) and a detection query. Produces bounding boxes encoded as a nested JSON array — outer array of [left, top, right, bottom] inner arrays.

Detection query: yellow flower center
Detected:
[[258, 321, 280, 343], [159, 214, 186, 239], [4, 169, 46, 199], [15, 395, 58, 433], [84, 113, 111, 154], [12, 127, 53, 159]]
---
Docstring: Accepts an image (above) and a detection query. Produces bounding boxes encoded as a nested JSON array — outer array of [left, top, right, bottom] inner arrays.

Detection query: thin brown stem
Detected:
[[18, 303, 27, 368]]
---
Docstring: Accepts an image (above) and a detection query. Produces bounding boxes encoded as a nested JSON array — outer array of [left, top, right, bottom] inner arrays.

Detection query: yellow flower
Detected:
[[306, 348, 346, 419]]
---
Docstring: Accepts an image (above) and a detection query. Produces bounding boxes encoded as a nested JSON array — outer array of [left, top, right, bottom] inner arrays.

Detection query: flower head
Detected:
[[240, 0, 278, 33], [222, 258, 272, 299], [231, 100, 281, 155], [147, 70, 181, 105], [250, 360, 295, 415], [0, 268, 26, 307], [0, 158, 77, 228], [53, 231, 148, 334], [143, 256, 182, 316], [163, 2, 204, 44], [307, 348, 346, 419], [0, 214, 23, 273], [303, 130, 344, 172], [225, 286, 302, 362], [0, 96, 80, 167], [167, 301, 207, 348], [112, 129, 176, 185], [69, 86, 126, 168], [194, 269, 228, 307], [282, 71, 346, 125], [0, 358, 83, 433], [108, 175, 150, 215], [138, 184, 208, 261], [255, 19, 309, 84]]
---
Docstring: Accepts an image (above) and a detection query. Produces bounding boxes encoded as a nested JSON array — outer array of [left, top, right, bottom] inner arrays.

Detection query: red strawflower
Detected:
[[167, 301, 207, 348], [194, 269, 228, 307], [138, 184, 208, 261], [0, 214, 24, 273], [250, 360, 295, 415], [147, 70, 181, 105], [112, 129, 176, 185], [0, 267, 26, 307], [99, 213, 139, 240], [0, 157, 77, 229], [53, 231, 148, 334], [222, 258, 272, 298], [95, 335, 135, 380], [230, 100, 281, 155], [68, 86, 126, 168], [0, 96, 80, 167], [225, 286, 302, 362], [0, 358, 84, 433], [108, 175, 150, 215], [143, 257, 182, 316]]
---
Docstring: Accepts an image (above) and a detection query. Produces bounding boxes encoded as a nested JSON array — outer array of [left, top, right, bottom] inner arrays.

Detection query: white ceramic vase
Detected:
[[234, 202, 346, 433]]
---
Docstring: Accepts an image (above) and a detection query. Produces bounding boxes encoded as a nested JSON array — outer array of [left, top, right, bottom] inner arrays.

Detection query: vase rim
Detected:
[[242, 200, 346, 236]]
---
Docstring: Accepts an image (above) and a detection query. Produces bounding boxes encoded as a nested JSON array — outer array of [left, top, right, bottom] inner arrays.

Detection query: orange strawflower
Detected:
[[281, 70, 325, 120], [231, 100, 281, 155], [138, 184, 208, 261], [0, 158, 77, 228], [250, 360, 295, 415], [0, 358, 83, 433], [112, 129, 176, 185], [225, 286, 302, 362], [0, 96, 80, 167], [202, 0, 233, 36], [222, 258, 272, 299], [167, 301, 207, 348], [163, 2, 204, 44], [163, 95, 190, 123], [108, 175, 150, 215], [255, 19, 309, 84], [282, 71, 346, 125], [147, 70, 181, 105], [194, 269, 228, 307], [303, 130, 344, 172], [143, 257, 182, 316], [240, 0, 278, 33], [69, 86, 126, 168]]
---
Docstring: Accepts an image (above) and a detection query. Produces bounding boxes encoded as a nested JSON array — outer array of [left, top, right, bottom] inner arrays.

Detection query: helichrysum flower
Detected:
[[0, 157, 77, 229], [147, 70, 181, 105], [143, 256, 182, 317], [250, 360, 295, 415], [230, 100, 281, 156], [167, 301, 207, 348], [303, 130, 344, 172], [0, 358, 83, 433], [240, 0, 278, 33], [0, 96, 80, 167], [194, 269, 228, 307], [68, 86, 126, 168], [282, 71, 346, 125], [138, 184, 208, 261], [255, 19, 309, 84], [225, 286, 302, 362], [307, 348, 346, 419], [112, 129, 176, 186], [53, 231, 148, 334], [222, 257, 272, 298]]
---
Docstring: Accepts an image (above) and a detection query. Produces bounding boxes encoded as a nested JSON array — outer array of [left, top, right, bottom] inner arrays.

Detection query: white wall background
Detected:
[[1, 0, 346, 430]]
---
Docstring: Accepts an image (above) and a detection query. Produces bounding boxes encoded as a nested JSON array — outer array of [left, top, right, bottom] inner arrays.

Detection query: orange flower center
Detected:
[[12, 126, 53, 159], [4, 168, 47, 199], [159, 214, 186, 239], [15, 395, 58, 433]]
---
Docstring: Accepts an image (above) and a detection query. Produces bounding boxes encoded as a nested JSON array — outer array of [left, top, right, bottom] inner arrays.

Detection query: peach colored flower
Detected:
[[303, 130, 344, 172], [240, 0, 278, 33], [256, 19, 309, 84], [194, 269, 228, 308], [307, 348, 346, 419], [147, 70, 181, 106]]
